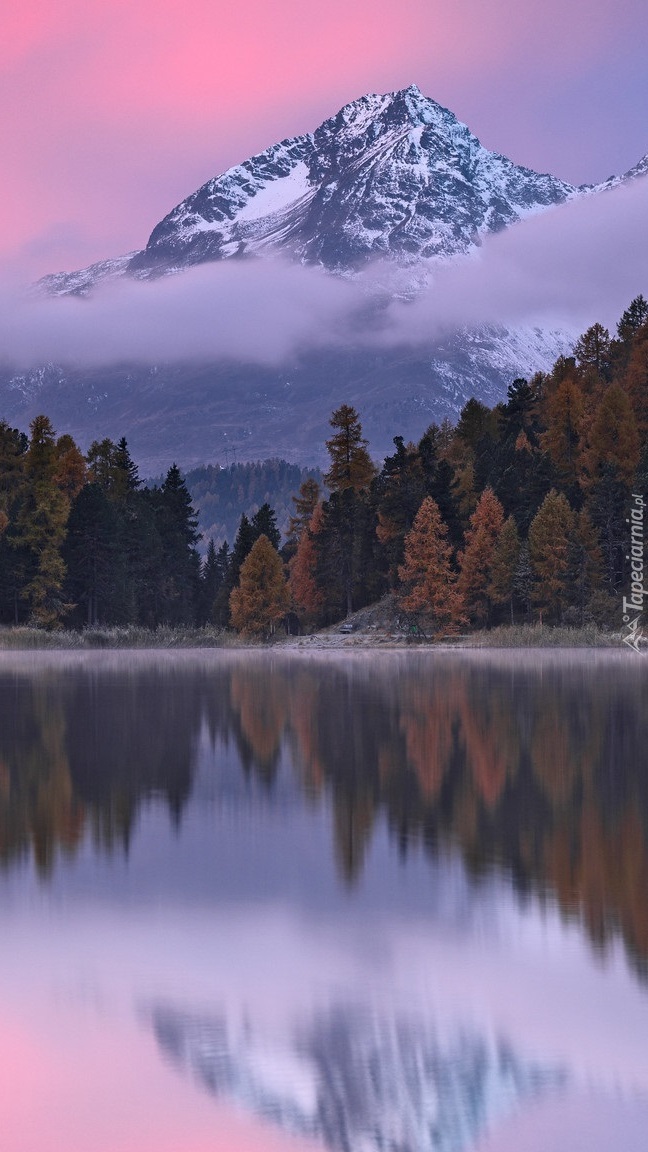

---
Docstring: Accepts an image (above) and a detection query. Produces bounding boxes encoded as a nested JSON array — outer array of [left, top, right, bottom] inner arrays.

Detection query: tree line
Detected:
[[0, 294, 646, 633], [286, 296, 648, 634]]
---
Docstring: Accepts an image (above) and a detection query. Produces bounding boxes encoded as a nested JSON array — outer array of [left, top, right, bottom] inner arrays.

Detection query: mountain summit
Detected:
[[17, 88, 647, 470], [43, 85, 590, 296], [129, 84, 579, 274]]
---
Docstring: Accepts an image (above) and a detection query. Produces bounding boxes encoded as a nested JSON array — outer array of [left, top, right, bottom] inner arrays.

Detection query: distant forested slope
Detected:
[[182, 459, 322, 550]]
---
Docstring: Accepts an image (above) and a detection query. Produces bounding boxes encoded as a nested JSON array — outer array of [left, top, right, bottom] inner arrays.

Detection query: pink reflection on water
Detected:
[[0, 999, 321, 1152], [477, 1092, 648, 1152]]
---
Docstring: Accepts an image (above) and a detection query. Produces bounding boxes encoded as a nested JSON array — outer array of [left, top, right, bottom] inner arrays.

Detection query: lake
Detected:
[[1, 649, 647, 1152]]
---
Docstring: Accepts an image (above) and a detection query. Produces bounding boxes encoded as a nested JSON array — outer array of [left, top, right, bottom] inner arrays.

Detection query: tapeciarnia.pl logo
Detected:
[[622, 493, 645, 654]]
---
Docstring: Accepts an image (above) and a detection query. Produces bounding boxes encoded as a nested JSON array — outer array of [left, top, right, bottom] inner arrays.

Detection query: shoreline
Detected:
[[0, 623, 642, 653]]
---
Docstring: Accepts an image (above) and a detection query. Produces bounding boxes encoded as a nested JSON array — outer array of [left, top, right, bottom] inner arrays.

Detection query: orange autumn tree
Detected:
[[457, 486, 506, 625], [230, 534, 290, 637], [398, 497, 464, 633], [488, 515, 521, 624], [528, 489, 576, 620], [289, 501, 325, 620]]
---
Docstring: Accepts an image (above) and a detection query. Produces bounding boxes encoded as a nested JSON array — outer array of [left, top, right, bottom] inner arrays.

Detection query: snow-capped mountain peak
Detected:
[[123, 85, 581, 277]]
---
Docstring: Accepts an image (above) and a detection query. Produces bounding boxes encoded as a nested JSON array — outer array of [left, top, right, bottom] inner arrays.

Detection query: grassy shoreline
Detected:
[[0, 622, 640, 650]]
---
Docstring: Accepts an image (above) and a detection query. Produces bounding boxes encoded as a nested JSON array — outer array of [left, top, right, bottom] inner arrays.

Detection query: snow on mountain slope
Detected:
[[15, 86, 645, 467], [128, 85, 580, 276], [151, 1004, 566, 1152]]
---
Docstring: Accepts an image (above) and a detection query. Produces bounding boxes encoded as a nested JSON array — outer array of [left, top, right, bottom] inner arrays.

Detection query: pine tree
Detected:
[[375, 436, 426, 585], [197, 538, 221, 626], [574, 323, 611, 380], [324, 405, 375, 493], [287, 478, 320, 546], [230, 534, 290, 637], [513, 543, 534, 619], [616, 295, 648, 343], [457, 487, 506, 625], [17, 416, 72, 627], [251, 502, 281, 550], [229, 513, 256, 588], [112, 438, 140, 499], [398, 497, 464, 633], [154, 464, 201, 624], [322, 406, 376, 617], [211, 542, 231, 626], [528, 490, 576, 620], [63, 483, 119, 626]]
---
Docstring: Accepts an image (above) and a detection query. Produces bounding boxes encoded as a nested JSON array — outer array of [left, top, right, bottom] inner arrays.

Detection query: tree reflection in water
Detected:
[[1, 652, 647, 978]]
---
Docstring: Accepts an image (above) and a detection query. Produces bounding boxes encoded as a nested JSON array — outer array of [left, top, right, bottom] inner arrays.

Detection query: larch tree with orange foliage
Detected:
[[585, 383, 640, 488], [488, 515, 521, 624], [583, 384, 640, 593], [457, 487, 505, 625], [528, 489, 576, 620], [398, 497, 464, 633], [230, 534, 290, 637], [289, 501, 325, 620], [541, 372, 586, 491]]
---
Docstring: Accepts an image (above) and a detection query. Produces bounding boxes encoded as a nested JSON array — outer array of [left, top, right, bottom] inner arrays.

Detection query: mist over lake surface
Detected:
[[1, 650, 647, 1152]]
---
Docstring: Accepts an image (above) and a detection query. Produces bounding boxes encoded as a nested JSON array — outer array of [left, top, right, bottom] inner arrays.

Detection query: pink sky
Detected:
[[1, 0, 648, 278]]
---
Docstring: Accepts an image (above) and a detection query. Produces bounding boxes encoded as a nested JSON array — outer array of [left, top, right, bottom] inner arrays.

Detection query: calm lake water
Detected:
[[1, 649, 648, 1152]]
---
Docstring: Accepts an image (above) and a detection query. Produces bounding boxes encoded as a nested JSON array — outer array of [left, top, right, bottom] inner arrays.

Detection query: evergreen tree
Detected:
[[616, 295, 648, 343], [17, 416, 72, 627], [229, 513, 257, 588], [251, 502, 281, 550], [63, 484, 119, 626], [210, 542, 231, 626], [197, 537, 230, 626], [375, 437, 426, 585], [513, 543, 534, 620], [574, 323, 612, 380], [287, 478, 320, 546], [324, 405, 375, 493], [322, 406, 375, 616], [154, 464, 201, 624]]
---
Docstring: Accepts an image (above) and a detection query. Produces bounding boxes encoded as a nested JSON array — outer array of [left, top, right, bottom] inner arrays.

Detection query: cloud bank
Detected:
[[1, 176, 646, 371]]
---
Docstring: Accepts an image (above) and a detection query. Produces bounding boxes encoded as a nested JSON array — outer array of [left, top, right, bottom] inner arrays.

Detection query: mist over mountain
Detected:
[[1, 85, 647, 469]]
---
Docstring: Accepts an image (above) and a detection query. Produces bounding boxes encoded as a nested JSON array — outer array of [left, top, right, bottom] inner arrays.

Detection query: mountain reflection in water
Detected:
[[151, 1003, 565, 1152]]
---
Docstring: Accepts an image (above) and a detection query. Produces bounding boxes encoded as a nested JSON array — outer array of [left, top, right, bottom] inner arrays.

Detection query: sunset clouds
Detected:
[[2, 0, 647, 278]]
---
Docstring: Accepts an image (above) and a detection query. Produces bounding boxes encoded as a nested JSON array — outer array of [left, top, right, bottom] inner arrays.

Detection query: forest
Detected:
[[0, 295, 646, 635]]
